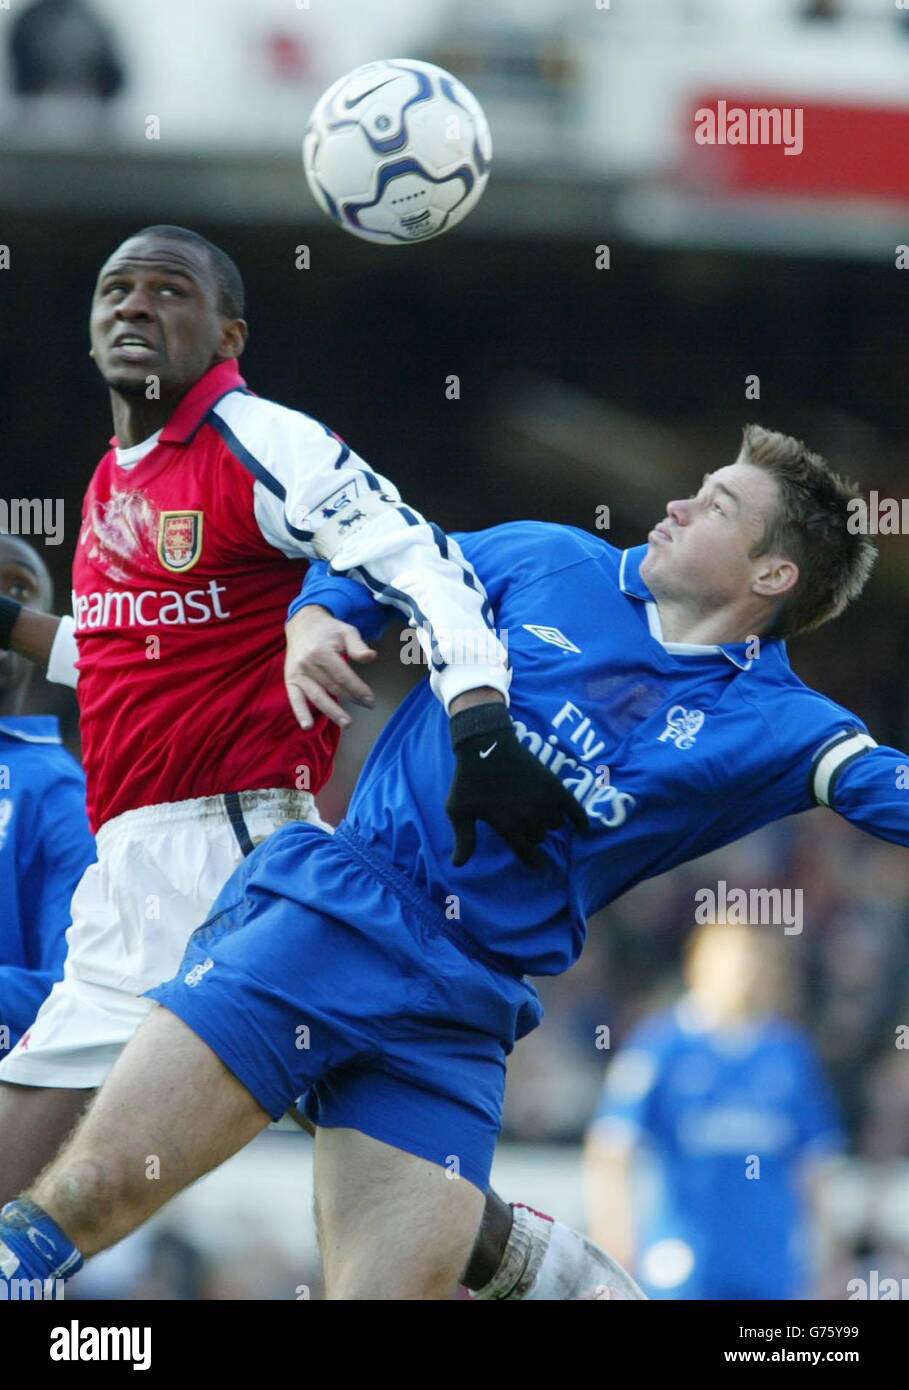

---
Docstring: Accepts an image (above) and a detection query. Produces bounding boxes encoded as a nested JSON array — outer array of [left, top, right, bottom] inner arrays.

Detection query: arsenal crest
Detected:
[[158, 511, 203, 573]]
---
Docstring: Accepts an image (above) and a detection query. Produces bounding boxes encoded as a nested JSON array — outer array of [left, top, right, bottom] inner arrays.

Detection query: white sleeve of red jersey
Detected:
[[211, 392, 510, 710], [46, 614, 79, 689]]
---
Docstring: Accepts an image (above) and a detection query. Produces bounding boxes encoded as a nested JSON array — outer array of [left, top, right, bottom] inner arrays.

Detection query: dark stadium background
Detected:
[[2, 0, 909, 1299]]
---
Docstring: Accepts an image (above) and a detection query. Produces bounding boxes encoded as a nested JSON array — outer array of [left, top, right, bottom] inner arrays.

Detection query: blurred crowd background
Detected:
[[2, 0, 909, 1298]]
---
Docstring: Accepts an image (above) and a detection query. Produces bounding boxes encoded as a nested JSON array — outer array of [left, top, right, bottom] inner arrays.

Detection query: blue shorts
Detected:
[[147, 820, 543, 1192]]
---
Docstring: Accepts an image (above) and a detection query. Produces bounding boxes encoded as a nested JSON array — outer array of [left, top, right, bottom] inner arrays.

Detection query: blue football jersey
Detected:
[[0, 717, 96, 1049], [588, 1000, 844, 1296], [298, 521, 900, 976]]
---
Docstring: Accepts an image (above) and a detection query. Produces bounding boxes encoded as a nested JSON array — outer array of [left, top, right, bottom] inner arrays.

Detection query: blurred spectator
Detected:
[[502, 807, 909, 1150], [583, 920, 845, 1299], [860, 1023, 909, 1162], [800, 0, 845, 22], [0, 535, 95, 1060], [821, 1231, 909, 1301], [69, 1222, 317, 1301], [127, 1231, 209, 1301], [6, 0, 125, 145]]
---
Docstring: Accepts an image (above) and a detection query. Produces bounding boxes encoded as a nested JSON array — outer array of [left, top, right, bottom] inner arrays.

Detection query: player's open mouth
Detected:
[[111, 336, 158, 360]]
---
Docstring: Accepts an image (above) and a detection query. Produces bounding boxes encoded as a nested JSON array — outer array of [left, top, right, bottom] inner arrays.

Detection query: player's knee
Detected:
[[35, 1149, 141, 1244]]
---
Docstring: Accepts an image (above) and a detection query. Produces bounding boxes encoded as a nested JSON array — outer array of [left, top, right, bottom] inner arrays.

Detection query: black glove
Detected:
[[445, 702, 589, 869]]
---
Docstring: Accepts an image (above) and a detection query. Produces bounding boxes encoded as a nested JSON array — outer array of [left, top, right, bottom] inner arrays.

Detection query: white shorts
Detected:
[[0, 788, 329, 1089]]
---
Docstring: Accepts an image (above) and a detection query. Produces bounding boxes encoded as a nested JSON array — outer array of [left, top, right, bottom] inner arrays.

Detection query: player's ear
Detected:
[[218, 318, 248, 360], [752, 554, 798, 602]]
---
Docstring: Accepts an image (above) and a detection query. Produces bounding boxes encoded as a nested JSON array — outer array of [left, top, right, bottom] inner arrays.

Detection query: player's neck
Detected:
[[109, 394, 177, 449], [0, 689, 26, 717], [654, 596, 763, 648]]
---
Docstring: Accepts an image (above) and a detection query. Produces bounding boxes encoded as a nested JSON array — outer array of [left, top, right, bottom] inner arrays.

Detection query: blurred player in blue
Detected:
[[5, 423, 901, 1300], [0, 536, 95, 1059], [583, 919, 844, 1300]]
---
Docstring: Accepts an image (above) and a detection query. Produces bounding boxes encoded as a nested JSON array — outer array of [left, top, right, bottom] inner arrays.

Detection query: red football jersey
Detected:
[[72, 362, 338, 830], [71, 359, 509, 831]]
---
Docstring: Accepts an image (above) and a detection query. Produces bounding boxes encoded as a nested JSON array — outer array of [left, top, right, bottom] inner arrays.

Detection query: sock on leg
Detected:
[[0, 1199, 83, 1295], [470, 1203, 554, 1300], [471, 1201, 647, 1301]]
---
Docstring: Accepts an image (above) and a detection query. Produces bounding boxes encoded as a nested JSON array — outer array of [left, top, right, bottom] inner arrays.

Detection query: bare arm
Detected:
[[284, 605, 378, 729], [582, 1130, 637, 1271], [0, 600, 78, 688], [8, 606, 62, 667], [284, 605, 507, 730], [798, 1151, 847, 1295]]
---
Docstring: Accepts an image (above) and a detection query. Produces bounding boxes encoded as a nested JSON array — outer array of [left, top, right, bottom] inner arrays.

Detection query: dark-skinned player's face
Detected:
[[89, 234, 246, 399], [0, 535, 52, 704]]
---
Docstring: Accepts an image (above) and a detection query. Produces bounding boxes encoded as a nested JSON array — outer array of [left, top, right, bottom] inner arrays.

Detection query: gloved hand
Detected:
[[445, 702, 589, 869]]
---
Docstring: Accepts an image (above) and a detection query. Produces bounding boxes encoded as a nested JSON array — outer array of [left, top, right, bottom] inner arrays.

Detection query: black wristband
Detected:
[[0, 595, 22, 649], [449, 700, 512, 750]]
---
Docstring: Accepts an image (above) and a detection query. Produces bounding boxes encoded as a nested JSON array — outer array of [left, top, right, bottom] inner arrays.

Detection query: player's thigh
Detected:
[[313, 1126, 485, 1301], [0, 1083, 95, 1206], [36, 1004, 271, 1216]]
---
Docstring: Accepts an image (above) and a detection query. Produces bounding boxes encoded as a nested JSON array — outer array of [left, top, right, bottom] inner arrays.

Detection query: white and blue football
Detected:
[[303, 59, 493, 245]]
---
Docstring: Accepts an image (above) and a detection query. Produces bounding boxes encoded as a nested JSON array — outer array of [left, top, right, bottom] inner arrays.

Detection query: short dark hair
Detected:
[[128, 225, 245, 319], [740, 423, 876, 639]]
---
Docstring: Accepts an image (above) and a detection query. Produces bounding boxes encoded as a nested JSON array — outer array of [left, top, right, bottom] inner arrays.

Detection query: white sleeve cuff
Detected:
[[46, 615, 80, 689], [433, 661, 512, 715]]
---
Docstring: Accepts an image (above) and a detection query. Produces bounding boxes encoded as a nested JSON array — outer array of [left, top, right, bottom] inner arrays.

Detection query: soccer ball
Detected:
[[303, 58, 492, 245]]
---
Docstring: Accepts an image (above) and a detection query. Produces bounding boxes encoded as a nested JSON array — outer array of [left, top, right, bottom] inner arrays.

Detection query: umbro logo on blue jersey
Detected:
[[523, 624, 581, 654]]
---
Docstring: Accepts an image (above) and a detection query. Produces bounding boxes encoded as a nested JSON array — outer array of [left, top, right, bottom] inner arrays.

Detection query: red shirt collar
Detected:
[[108, 359, 247, 448]]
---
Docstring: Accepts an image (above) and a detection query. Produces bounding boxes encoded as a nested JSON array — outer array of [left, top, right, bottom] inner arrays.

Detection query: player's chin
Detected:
[[99, 362, 167, 395], [639, 548, 659, 580]]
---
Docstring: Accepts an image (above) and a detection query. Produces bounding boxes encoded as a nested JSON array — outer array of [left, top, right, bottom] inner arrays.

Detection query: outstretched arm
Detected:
[[811, 731, 909, 846], [284, 562, 588, 870], [0, 599, 79, 689], [215, 399, 511, 713], [1, 596, 59, 666], [217, 407, 592, 866], [283, 558, 398, 727]]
